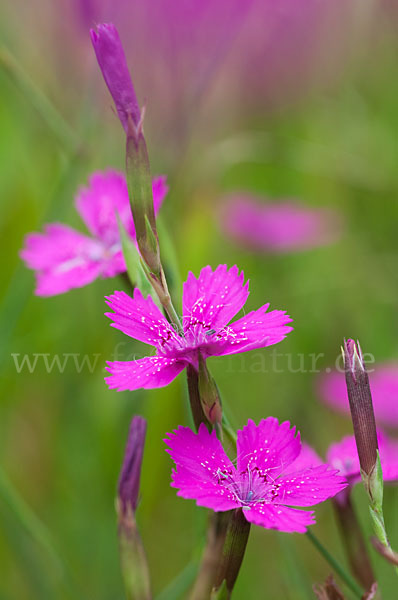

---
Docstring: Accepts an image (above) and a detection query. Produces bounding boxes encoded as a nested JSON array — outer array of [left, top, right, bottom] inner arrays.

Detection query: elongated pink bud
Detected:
[[90, 23, 140, 132], [118, 416, 147, 514], [116, 416, 151, 600]]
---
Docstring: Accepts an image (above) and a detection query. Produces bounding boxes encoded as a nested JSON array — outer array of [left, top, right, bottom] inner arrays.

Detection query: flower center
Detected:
[[216, 466, 281, 510]]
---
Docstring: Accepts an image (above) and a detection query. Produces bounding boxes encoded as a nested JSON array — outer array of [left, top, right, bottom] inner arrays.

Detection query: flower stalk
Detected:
[[186, 365, 209, 431], [125, 115, 160, 277], [211, 509, 251, 599], [189, 512, 230, 600], [332, 494, 375, 589], [305, 530, 363, 598], [198, 355, 223, 427]]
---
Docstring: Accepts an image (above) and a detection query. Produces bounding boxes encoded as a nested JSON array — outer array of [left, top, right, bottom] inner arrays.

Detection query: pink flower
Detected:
[[21, 171, 167, 296], [105, 264, 293, 391], [164, 418, 347, 533], [318, 365, 398, 428], [220, 196, 341, 252], [326, 433, 398, 487]]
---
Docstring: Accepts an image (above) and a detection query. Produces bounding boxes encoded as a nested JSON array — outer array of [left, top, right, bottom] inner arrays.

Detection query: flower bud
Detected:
[[90, 23, 140, 132], [91, 23, 161, 277], [343, 339, 395, 559], [116, 416, 151, 600], [343, 339, 378, 480], [118, 416, 147, 515]]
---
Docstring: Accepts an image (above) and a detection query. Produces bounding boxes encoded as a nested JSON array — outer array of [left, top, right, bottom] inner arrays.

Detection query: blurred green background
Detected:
[[1, 2, 398, 599]]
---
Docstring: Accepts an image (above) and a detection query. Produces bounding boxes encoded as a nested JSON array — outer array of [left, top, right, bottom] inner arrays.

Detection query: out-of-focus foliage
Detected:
[[1, 1, 398, 598]]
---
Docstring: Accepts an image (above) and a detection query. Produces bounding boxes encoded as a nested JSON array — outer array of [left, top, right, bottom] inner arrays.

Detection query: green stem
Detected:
[[333, 495, 375, 589], [189, 512, 230, 600], [306, 530, 363, 598], [186, 365, 208, 431], [212, 509, 251, 598], [118, 512, 152, 600]]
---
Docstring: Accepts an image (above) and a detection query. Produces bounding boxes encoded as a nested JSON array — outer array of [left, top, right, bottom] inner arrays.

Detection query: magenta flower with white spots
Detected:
[[21, 171, 167, 296], [105, 265, 293, 392], [164, 418, 347, 533]]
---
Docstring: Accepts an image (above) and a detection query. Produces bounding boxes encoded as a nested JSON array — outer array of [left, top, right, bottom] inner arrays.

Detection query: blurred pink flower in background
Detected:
[[4, 0, 381, 157], [326, 433, 398, 486], [43, 0, 369, 146], [219, 195, 342, 252], [70, 0, 255, 145], [21, 171, 167, 296], [291, 433, 398, 505], [318, 365, 398, 428]]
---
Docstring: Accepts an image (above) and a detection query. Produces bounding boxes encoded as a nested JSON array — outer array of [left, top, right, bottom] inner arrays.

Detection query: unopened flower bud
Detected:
[[116, 416, 151, 600], [90, 23, 140, 132], [343, 339, 378, 480], [118, 415, 147, 515], [343, 339, 395, 558]]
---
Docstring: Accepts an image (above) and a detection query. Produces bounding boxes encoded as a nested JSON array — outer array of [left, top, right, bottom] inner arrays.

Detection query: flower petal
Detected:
[[152, 175, 169, 213], [75, 170, 130, 243], [20, 224, 103, 296], [237, 418, 301, 478], [220, 196, 341, 252], [276, 465, 347, 507], [243, 503, 315, 533], [165, 425, 239, 511], [284, 443, 323, 474], [215, 306, 293, 356], [381, 437, 398, 482], [76, 171, 167, 244], [326, 436, 360, 482], [182, 264, 249, 331], [326, 432, 398, 484], [105, 356, 185, 391], [105, 288, 179, 348]]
